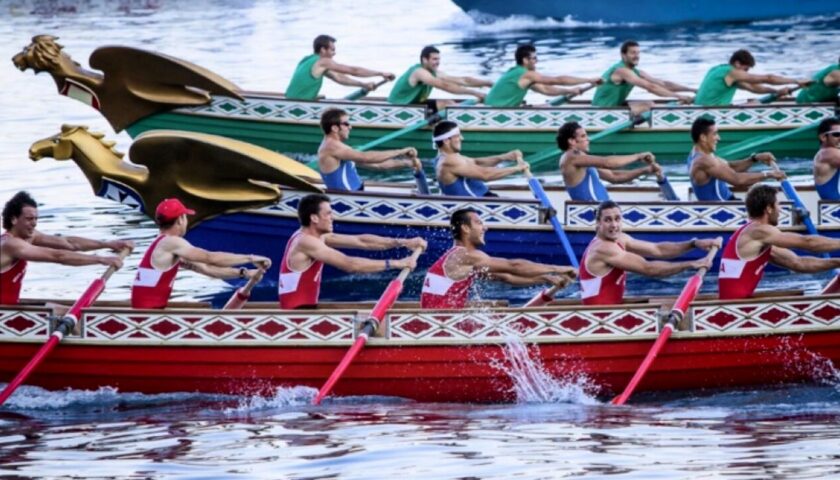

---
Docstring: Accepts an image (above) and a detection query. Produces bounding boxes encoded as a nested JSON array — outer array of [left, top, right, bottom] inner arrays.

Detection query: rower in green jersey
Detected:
[[694, 49, 811, 106], [591, 40, 695, 107], [484, 44, 601, 107], [796, 57, 840, 104], [388, 45, 491, 111], [285, 34, 395, 100]]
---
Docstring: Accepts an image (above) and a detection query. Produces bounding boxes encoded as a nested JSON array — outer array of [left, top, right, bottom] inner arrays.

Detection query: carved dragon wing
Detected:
[[90, 46, 244, 105]]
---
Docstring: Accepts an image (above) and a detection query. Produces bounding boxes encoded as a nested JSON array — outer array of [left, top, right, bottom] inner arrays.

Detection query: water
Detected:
[[2, 1, 840, 478]]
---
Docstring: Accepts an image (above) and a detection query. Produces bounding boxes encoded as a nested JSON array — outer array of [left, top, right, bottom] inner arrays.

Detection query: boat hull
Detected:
[[125, 97, 837, 164], [3, 293, 839, 402]]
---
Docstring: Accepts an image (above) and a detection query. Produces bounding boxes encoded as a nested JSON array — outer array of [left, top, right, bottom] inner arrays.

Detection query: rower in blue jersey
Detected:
[[433, 121, 528, 198], [814, 118, 840, 201], [318, 108, 421, 191], [687, 117, 785, 201], [557, 121, 662, 201]]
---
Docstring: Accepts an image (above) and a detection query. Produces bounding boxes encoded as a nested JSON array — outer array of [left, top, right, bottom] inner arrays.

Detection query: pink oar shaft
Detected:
[[311, 330, 372, 405], [523, 284, 561, 307], [612, 324, 675, 406], [223, 289, 250, 310]]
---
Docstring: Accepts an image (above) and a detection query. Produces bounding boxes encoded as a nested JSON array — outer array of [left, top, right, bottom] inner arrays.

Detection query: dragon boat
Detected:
[[12, 35, 838, 167], [28, 125, 840, 295], [2, 290, 839, 402]]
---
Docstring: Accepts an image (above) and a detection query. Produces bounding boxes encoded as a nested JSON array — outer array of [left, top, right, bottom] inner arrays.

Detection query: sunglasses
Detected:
[[826, 131, 840, 138], [339, 121, 351, 127]]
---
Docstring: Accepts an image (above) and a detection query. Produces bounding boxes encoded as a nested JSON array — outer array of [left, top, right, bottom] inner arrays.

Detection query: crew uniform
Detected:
[[278, 230, 324, 309], [718, 222, 772, 300], [420, 246, 475, 309], [579, 239, 626, 305], [0, 233, 26, 305], [130, 235, 181, 309]]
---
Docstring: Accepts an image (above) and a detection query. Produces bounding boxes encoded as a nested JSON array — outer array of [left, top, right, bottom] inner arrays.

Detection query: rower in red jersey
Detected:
[[279, 193, 426, 309], [580, 200, 720, 305], [1, 191, 132, 305], [420, 208, 576, 309], [718, 184, 840, 300], [131, 198, 270, 309]]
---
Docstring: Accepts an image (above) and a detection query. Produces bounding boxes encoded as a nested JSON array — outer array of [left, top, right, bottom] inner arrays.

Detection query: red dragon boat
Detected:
[[2, 291, 839, 403]]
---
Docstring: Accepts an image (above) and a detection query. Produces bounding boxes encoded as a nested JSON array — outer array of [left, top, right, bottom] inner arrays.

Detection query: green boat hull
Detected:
[[126, 95, 836, 170]]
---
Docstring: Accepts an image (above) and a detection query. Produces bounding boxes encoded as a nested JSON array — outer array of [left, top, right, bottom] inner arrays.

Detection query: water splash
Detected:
[[224, 386, 317, 414]]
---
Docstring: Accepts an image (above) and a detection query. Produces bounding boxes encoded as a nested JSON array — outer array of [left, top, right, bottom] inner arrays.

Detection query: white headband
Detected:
[[432, 127, 461, 148]]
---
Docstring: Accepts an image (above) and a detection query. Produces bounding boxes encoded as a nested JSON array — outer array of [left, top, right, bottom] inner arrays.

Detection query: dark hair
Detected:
[[320, 108, 347, 135], [420, 45, 439, 61], [818, 117, 840, 138], [298, 193, 331, 226], [691, 116, 716, 143], [596, 200, 621, 221], [556, 121, 583, 151], [156, 216, 178, 229], [515, 44, 536, 66], [433, 120, 459, 148], [729, 49, 755, 67], [450, 208, 479, 241], [313, 34, 336, 54], [745, 184, 777, 218], [2, 190, 37, 230], [620, 40, 639, 55]]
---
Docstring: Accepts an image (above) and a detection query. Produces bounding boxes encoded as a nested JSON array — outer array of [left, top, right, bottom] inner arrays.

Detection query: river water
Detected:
[[1, 1, 839, 478]]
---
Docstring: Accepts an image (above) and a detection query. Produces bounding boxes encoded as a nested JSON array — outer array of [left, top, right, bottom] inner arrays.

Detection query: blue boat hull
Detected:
[[453, 0, 832, 24]]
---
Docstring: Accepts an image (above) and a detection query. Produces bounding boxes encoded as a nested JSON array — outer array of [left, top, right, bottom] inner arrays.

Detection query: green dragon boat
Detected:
[[13, 35, 838, 170]]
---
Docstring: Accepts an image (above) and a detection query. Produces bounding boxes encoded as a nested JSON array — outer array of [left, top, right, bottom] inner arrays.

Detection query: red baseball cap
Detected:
[[155, 198, 195, 223]]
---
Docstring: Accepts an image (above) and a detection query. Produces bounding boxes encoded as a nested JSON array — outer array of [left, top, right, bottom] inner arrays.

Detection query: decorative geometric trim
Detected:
[[566, 202, 794, 230], [651, 105, 834, 129], [693, 297, 840, 333], [820, 201, 840, 227]]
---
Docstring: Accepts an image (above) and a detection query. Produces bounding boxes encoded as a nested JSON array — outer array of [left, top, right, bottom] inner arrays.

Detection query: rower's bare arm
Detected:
[[322, 58, 388, 79], [438, 72, 493, 88], [336, 144, 416, 166], [418, 70, 485, 99], [304, 239, 386, 273], [471, 250, 569, 278], [31, 231, 133, 252], [701, 157, 769, 187], [757, 225, 840, 253], [730, 69, 802, 86], [473, 150, 520, 167], [569, 152, 647, 169], [639, 70, 695, 92], [530, 83, 580, 96], [604, 246, 694, 277], [826, 70, 840, 87], [597, 166, 651, 184], [167, 236, 268, 268], [447, 159, 524, 181], [621, 71, 685, 99], [529, 72, 595, 86], [770, 247, 840, 273], [325, 233, 426, 252], [181, 261, 242, 280], [821, 149, 840, 168], [5, 238, 121, 267], [325, 70, 371, 88], [735, 81, 778, 94]]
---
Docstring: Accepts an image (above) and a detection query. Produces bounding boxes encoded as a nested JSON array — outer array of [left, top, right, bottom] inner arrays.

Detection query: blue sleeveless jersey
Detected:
[[816, 168, 840, 200], [688, 149, 734, 201], [435, 155, 490, 197], [321, 160, 363, 191], [567, 166, 610, 201]]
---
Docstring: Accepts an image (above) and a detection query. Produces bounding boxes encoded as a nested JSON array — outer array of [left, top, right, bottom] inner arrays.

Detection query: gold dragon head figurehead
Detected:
[[12, 35, 76, 74]]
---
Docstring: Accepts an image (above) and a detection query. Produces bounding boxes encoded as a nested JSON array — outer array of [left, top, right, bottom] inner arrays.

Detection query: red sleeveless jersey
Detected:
[[131, 235, 181, 309], [718, 222, 772, 300], [0, 233, 27, 305], [278, 231, 324, 309], [420, 246, 475, 309], [580, 238, 626, 305]]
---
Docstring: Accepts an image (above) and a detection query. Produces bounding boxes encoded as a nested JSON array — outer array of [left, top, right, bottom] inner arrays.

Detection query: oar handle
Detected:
[[394, 246, 425, 283], [548, 82, 598, 105], [670, 245, 719, 319], [343, 78, 391, 101], [223, 266, 265, 310], [102, 246, 133, 282], [758, 84, 803, 104]]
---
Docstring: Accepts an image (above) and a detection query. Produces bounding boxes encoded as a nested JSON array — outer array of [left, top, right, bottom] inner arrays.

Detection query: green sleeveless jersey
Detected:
[[797, 64, 839, 103], [388, 64, 435, 104], [285, 54, 324, 100], [694, 64, 737, 106], [484, 66, 529, 107], [592, 61, 640, 107]]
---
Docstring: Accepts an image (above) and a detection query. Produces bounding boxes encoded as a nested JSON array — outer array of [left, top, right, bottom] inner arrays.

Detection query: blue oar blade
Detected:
[[414, 169, 431, 195], [526, 177, 579, 269]]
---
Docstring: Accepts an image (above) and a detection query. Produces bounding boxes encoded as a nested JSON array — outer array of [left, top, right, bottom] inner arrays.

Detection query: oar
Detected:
[[222, 265, 266, 310], [354, 99, 478, 152], [717, 120, 823, 159], [612, 245, 719, 406], [527, 110, 653, 169], [524, 283, 562, 307], [769, 160, 820, 237], [520, 161, 579, 269], [0, 247, 132, 406], [312, 246, 424, 405], [822, 273, 840, 295], [344, 78, 391, 101], [548, 83, 598, 106], [413, 160, 432, 195], [639, 153, 680, 201], [757, 85, 803, 104]]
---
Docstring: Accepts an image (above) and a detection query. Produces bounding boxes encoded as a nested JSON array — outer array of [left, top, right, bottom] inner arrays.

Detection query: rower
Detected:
[[557, 121, 663, 201], [484, 44, 600, 107], [279, 193, 426, 309], [131, 198, 270, 309], [815, 118, 840, 200], [433, 121, 529, 198], [688, 117, 786, 201], [580, 200, 721, 305], [718, 184, 840, 300], [591, 40, 694, 107], [1, 191, 132, 305], [420, 208, 576, 309], [694, 49, 811, 106], [388, 45, 490, 110], [796, 57, 839, 104], [285, 34, 394, 100], [318, 108, 420, 191]]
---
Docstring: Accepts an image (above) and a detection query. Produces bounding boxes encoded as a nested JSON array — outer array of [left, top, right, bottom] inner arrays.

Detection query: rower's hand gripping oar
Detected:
[[612, 245, 720, 406], [312, 246, 425, 405], [548, 82, 598, 106], [640, 153, 680, 201], [223, 262, 268, 310], [344, 78, 391, 101], [0, 246, 133, 406], [519, 158, 579, 270], [756, 84, 804, 104]]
